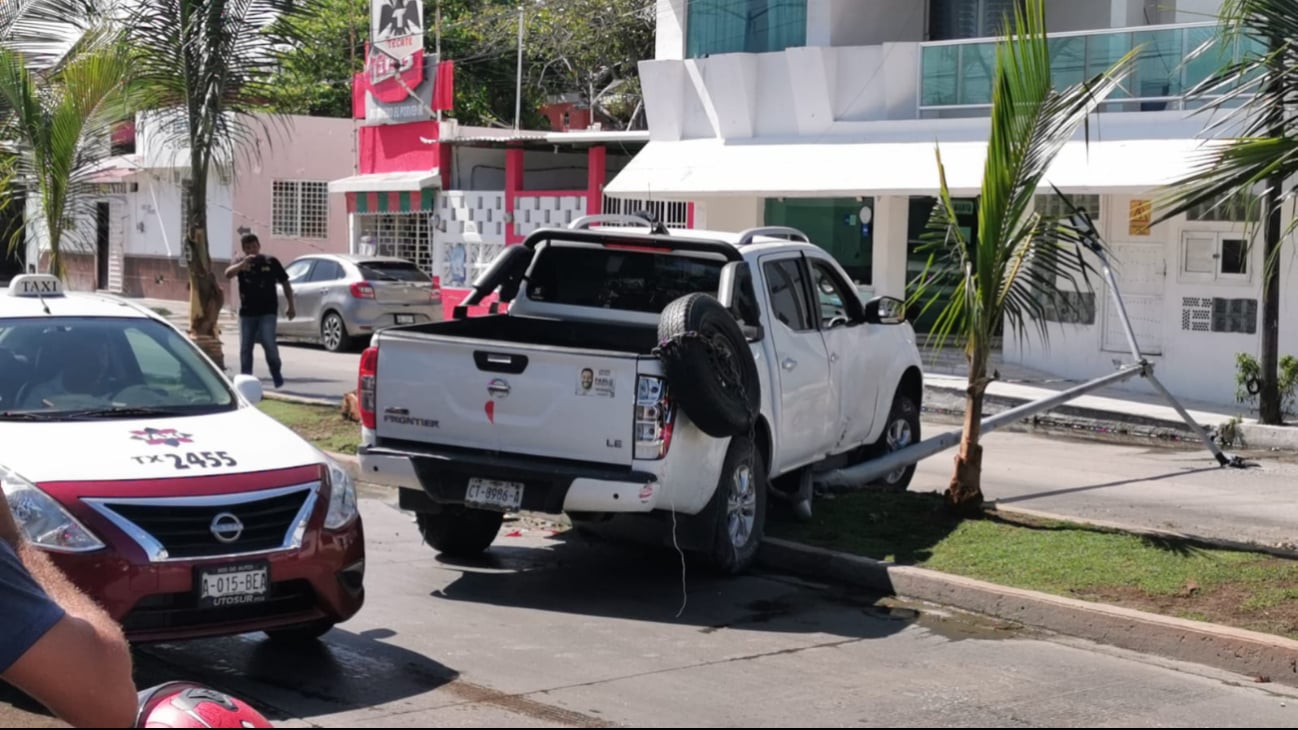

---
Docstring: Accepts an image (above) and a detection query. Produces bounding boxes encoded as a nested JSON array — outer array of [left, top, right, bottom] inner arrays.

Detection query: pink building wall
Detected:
[[230, 115, 357, 278]]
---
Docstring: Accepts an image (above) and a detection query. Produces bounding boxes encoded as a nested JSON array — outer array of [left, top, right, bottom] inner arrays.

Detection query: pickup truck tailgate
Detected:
[[374, 333, 639, 466]]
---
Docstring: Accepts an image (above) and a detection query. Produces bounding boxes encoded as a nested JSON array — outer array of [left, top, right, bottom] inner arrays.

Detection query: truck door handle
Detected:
[[782, 358, 797, 371]]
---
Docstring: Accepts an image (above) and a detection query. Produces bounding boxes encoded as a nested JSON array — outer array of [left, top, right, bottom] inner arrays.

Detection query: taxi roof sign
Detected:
[[9, 274, 65, 297]]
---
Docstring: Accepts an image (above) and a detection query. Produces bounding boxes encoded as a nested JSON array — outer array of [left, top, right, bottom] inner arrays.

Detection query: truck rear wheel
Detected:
[[415, 507, 504, 557], [700, 436, 767, 575], [656, 293, 760, 438]]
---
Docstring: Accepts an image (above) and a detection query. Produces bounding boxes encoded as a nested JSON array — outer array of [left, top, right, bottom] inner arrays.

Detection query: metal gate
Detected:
[[356, 213, 433, 274]]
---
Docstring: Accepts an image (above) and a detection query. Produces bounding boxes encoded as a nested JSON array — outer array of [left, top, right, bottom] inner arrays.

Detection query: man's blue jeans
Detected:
[[239, 314, 283, 386]]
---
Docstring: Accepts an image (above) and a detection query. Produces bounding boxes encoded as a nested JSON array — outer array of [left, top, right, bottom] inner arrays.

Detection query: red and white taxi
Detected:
[[0, 274, 364, 642]]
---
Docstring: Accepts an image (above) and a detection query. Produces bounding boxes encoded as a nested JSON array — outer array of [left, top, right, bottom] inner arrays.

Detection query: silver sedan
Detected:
[[277, 254, 443, 352]]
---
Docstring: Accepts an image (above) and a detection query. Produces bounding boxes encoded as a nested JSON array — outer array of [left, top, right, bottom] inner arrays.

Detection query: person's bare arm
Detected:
[[223, 256, 250, 280], [282, 280, 296, 320], [0, 496, 137, 728]]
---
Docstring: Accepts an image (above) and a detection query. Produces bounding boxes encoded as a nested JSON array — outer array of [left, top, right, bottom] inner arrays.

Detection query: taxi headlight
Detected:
[[0, 465, 104, 552], [324, 458, 358, 530]]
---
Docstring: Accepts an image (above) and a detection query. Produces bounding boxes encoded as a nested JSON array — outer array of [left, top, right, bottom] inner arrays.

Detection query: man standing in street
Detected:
[[225, 232, 295, 388], [0, 490, 137, 728]]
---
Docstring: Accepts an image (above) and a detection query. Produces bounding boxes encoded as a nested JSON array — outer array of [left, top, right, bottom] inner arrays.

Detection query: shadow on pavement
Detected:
[[132, 625, 459, 722], [431, 514, 920, 643]]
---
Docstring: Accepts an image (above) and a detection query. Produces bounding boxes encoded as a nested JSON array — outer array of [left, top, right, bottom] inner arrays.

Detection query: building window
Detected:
[[1025, 194, 1100, 324], [686, 0, 807, 58], [929, 0, 1023, 41], [1034, 193, 1100, 220], [357, 212, 432, 274], [1212, 297, 1257, 334], [1187, 193, 1259, 222], [1039, 291, 1096, 325], [271, 180, 329, 239], [1181, 232, 1250, 281]]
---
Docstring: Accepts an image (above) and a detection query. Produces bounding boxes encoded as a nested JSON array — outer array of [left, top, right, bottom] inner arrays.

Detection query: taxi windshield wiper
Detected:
[[0, 410, 59, 420], [60, 405, 190, 419]]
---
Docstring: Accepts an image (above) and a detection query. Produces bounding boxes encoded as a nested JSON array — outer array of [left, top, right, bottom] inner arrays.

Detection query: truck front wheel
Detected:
[[415, 507, 504, 557]]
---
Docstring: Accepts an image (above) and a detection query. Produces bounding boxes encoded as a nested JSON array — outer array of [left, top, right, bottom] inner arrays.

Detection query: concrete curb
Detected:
[[262, 391, 339, 408], [757, 535, 1298, 688], [992, 503, 1298, 557], [1233, 422, 1298, 452]]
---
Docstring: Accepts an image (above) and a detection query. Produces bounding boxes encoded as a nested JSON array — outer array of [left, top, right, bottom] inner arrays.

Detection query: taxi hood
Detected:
[[0, 405, 329, 485]]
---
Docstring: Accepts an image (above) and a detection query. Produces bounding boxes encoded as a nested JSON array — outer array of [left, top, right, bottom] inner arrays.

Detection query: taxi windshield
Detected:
[[0, 317, 237, 419]]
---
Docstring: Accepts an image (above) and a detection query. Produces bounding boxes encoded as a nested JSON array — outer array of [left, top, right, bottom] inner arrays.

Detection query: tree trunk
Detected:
[[1256, 29, 1287, 426], [1259, 172, 1282, 424], [947, 345, 989, 515], [1257, 29, 1285, 426], [186, 228, 225, 371]]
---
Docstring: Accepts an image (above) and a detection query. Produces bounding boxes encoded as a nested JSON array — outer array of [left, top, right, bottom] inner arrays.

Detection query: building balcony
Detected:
[[919, 22, 1262, 117]]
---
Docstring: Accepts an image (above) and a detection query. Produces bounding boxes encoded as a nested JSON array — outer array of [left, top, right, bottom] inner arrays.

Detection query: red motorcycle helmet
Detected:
[[134, 681, 273, 728]]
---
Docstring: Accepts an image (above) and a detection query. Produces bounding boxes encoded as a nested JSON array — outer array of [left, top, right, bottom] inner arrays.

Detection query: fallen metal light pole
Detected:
[[816, 222, 1245, 491]]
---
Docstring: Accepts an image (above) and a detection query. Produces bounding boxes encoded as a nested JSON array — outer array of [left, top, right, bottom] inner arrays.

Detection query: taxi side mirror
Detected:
[[233, 374, 263, 405]]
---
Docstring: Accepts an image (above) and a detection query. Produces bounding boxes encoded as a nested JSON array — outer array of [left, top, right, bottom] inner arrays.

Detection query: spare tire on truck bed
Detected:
[[655, 293, 760, 438]]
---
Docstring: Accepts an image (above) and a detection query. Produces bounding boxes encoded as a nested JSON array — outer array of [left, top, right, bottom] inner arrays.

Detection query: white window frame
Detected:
[[1179, 231, 1251, 284], [271, 180, 329, 240]]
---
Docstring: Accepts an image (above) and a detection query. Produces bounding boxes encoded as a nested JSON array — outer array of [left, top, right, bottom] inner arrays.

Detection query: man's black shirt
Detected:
[[237, 255, 288, 317]]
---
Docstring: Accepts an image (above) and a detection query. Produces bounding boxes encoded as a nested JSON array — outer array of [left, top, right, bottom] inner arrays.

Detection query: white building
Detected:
[[603, 0, 1297, 408], [25, 112, 356, 307]]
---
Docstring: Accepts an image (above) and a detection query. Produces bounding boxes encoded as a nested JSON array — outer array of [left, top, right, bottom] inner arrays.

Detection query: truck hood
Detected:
[[0, 406, 327, 484]]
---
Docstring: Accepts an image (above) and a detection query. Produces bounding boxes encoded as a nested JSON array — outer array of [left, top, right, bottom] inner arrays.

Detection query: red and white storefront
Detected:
[[328, 3, 691, 313]]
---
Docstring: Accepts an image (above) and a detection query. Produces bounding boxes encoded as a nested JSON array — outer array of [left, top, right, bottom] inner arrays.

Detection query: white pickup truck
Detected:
[[357, 216, 924, 574]]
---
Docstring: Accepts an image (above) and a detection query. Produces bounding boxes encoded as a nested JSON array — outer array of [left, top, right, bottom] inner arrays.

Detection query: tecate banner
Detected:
[[370, 0, 423, 84]]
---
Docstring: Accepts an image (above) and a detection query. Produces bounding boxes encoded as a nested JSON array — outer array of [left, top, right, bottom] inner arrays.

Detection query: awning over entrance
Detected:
[[327, 170, 440, 193], [604, 138, 1224, 199], [329, 170, 441, 213]]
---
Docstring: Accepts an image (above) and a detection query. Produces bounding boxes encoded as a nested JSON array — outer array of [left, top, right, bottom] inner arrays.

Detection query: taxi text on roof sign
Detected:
[[8, 274, 65, 297]]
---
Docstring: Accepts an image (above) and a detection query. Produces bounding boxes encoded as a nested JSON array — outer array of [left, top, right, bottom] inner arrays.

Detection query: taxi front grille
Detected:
[[86, 483, 319, 561], [121, 579, 319, 637]]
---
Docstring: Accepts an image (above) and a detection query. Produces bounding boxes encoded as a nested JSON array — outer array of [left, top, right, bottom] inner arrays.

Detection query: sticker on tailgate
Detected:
[[575, 367, 615, 398]]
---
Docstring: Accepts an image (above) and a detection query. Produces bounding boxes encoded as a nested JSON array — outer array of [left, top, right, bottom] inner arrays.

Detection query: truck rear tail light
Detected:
[[430, 275, 442, 304], [358, 346, 378, 429], [350, 282, 376, 299], [634, 376, 673, 460]]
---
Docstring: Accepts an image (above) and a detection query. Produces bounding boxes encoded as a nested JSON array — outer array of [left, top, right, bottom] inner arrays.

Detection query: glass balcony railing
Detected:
[[919, 22, 1264, 112]]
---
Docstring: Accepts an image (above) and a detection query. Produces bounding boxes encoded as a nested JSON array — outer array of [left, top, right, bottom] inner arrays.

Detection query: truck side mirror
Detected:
[[864, 296, 907, 325]]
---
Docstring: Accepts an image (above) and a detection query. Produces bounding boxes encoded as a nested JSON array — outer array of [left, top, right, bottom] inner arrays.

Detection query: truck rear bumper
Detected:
[[359, 442, 664, 513]]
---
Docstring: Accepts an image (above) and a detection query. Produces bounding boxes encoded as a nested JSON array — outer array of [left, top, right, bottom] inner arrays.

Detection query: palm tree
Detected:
[[908, 0, 1136, 514], [124, 0, 301, 369], [0, 28, 139, 278], [1155, 0, 1296, 425]]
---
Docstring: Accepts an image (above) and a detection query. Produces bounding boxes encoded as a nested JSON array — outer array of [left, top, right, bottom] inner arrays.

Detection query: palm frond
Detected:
[[126, 0, 303, 175], [0, 0, 117, 70], [1155, 0, 1298, 235], [912, 0, 1136, 355], [0, 32, 138, 271]]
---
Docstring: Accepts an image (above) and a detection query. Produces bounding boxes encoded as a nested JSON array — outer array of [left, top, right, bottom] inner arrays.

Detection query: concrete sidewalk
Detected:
[[919, 346, 1298, 452]]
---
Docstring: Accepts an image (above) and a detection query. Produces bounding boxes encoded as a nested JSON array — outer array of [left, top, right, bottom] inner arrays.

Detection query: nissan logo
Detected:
[[209, 512, 244, 544]]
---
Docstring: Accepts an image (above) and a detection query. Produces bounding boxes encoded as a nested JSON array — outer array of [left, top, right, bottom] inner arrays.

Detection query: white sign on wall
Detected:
[[370, 0, 424, 84]]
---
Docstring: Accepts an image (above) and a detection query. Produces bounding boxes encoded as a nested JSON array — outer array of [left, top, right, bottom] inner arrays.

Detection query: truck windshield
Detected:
[[525, 245, 725, 314]]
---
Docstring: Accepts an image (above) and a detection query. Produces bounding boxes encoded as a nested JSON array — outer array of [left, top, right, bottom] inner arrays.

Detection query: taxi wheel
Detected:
[[264, 619, 336, 643]]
